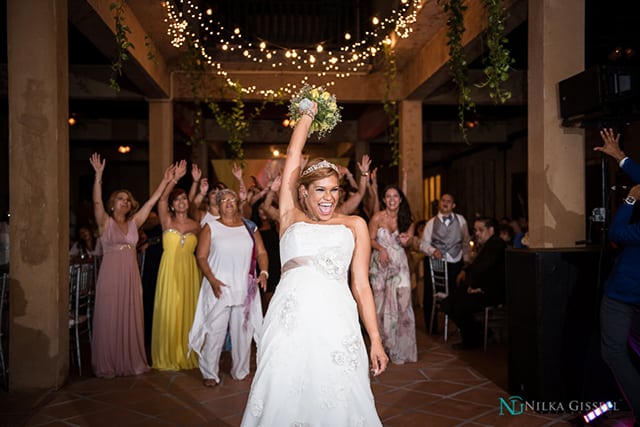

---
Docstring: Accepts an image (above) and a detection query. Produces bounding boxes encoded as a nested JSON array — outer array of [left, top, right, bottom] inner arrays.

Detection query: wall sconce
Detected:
[[118, 145, 131, 154]]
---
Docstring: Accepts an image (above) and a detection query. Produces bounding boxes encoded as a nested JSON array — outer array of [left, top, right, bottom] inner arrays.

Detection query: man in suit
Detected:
[[420, 193, 471, 333], [441, 216, 506, 350], [596, 128, 640, 427]]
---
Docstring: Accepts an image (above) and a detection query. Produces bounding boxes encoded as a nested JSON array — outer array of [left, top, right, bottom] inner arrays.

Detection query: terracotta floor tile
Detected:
[[2, 317, 637, 427], [382, 409, 469, 427], [406, 379, 479, 396]]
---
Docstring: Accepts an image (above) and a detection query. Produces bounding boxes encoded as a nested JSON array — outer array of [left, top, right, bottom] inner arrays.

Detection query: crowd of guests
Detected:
[[67, 123, 638, 426], [73, 148, 527, 381], [74, 124, 535, 414]]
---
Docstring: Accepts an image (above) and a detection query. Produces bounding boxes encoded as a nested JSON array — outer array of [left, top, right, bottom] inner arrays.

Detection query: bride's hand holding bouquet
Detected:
[[288, 85, 342, 138]]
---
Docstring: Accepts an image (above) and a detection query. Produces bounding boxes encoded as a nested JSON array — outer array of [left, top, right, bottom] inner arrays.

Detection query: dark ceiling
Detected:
[[4, 1, 640, 161]]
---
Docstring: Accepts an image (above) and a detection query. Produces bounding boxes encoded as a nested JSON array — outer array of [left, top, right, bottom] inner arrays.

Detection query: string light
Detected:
[[163, 0, 424, 97]]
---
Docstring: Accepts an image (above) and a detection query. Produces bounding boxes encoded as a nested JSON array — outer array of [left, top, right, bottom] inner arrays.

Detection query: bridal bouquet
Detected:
[[288, 85, 342, 138]]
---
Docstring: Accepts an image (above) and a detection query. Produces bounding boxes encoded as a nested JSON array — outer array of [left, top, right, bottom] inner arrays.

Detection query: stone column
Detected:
[[148, 100, 174, 191], [7, 0, 69, 389], [399, 100, 424, 220], [527, 0, 585, 248]]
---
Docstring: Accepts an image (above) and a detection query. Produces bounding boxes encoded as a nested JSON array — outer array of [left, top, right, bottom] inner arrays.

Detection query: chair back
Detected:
[[0, 272, 8, 388], [69, 263, 95, 332], [429, 257, 449, 299]]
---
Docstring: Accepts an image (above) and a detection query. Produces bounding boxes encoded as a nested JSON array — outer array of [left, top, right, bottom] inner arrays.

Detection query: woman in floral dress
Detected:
[[368, 185, 417, 364]]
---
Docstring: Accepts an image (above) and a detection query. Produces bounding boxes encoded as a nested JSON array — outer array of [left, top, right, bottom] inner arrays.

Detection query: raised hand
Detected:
[[370, 167, 378, 185], [269, 175, 282, 193], [232, 162, 243, 180], [358, 154, 372, 175], [90, 153, 105, 174], [163, 163, 177, 183], [199, 178, 209, 196], [595, 128, 625, 162], [191, 163, 202, 182], [174, 160, 188, 180]]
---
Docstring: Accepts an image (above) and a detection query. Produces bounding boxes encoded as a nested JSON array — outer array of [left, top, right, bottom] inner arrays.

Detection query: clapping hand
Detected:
[[628, 184, 640, 200]]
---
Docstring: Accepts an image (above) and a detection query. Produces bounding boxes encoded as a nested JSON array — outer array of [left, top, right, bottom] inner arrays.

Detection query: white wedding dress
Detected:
[[241, 222, 383, 427]]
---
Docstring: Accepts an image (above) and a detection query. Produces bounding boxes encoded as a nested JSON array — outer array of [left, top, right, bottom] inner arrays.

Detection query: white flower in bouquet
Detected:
[[288, 85, 342, 138]]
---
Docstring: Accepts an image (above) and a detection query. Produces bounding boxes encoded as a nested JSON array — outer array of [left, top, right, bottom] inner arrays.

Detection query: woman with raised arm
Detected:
[[241, 99, 388, 426], [89, 153, 174, 378], [151, 160, 202, 370]]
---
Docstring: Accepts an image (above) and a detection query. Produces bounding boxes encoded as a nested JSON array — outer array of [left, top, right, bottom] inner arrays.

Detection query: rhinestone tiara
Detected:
[[300, 160, 339, 177]]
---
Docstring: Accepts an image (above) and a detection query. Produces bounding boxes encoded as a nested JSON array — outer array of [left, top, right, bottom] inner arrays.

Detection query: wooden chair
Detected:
[[428, 257, 450, 341]]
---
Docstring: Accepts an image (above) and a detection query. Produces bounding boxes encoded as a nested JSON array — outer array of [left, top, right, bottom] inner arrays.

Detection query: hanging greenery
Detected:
[[439, 0, 475, 143], [109, 0, 134, 92], [383, 43, 400, 166], [179, 38, 208, 146], [477, 0, 514, 103], [207, 83, 279, 162]]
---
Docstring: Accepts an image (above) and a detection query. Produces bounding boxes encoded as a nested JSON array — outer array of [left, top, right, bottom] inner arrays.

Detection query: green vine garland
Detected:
[[109, 0, 134, 92], [477, 0, 514, 103], [383, 43, 400, 166], [179, 38, 207, 146], [439, 0, 475, 143], [207, 83, 278, 162]]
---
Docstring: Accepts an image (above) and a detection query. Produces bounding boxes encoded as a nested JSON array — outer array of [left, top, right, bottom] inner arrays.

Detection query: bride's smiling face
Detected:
[[303, 176, 340, 221]]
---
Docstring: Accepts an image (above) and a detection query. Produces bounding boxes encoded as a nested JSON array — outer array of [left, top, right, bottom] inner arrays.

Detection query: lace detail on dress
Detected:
[[249, 399, 263, 417], [279, 293, 298, 332], [331, 334, 361, 372]]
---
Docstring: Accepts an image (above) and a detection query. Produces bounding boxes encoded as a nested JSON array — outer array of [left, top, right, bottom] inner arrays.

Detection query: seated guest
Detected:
[[498, 223, 515, 246], [441, 216, 505, 350], [69, 226, 102, 261]]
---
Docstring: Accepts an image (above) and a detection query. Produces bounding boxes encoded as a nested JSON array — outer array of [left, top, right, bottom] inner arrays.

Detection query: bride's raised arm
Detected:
[[279, 102, 317, 232]]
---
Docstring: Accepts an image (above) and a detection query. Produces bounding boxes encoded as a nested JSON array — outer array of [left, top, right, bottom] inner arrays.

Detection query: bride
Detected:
[[241, 100, 388, 426]]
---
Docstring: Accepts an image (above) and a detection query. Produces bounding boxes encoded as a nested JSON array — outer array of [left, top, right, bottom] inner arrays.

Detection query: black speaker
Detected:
[[559, 65, 640, 121], [506, 248, 620, 404]]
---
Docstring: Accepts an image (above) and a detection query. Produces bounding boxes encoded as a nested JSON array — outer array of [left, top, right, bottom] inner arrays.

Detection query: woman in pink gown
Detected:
[[89, 153, 175, 378]]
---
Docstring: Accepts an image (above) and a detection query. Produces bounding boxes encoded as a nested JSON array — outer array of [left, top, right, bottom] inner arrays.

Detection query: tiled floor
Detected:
[[0, 314, 636, 427]]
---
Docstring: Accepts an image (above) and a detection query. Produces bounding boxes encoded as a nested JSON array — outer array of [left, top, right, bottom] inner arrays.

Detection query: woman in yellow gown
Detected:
[[152, 160, 202, 370]]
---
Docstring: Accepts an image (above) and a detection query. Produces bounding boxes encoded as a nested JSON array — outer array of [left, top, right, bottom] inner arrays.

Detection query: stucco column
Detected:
[[148, 100, 174, 191], [7, 0, 69, 390], [399, 100, 424, 220], [527, 0, 585, 248]]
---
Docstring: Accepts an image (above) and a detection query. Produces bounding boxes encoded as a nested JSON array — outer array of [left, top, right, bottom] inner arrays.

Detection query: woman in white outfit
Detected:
[[188, 189, 268, 387], [241, 100, 388, 426]]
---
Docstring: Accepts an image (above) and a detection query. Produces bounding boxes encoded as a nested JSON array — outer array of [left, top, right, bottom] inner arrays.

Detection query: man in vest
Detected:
[[420, 193, 471, 334]]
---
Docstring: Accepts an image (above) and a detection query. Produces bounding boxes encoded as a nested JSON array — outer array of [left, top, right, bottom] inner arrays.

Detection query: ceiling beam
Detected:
[[398, 0, 527, 100], [69, 0, 171, 98]]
